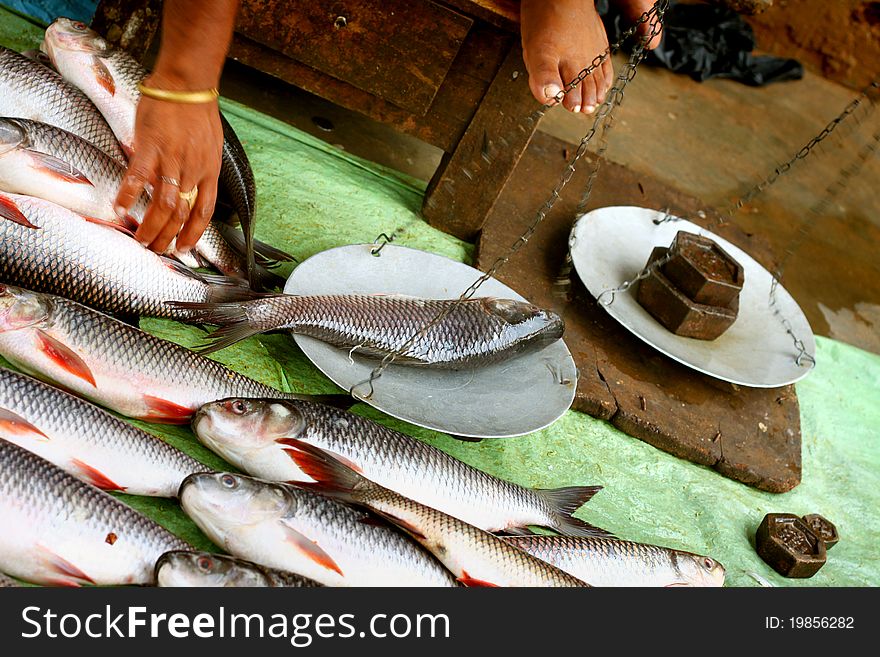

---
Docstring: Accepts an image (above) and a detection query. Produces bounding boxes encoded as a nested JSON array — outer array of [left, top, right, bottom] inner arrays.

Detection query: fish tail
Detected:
[[163, 300, 259, 353], [536, 485, 615, 538], [249, 262, 287, 291], [215, 221, 295, 269]]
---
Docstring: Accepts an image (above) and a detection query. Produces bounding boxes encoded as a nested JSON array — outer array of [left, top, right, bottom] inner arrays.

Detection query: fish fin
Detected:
[[70, 458, 126, 492], [0, 407, 50, 441], [164, 304, 259, 354], [0, 193, 38, 228], [139, 395, 193, 424], [278, 521, 343, 576], [80, 215, 135, 238], [495, 526, 534, 537], [35, 329, 97, 387], [37, 545, 94, 586], [249, 264, 287, 291], [277, 439, 362, 473], [280, 439, 364, 502], [215, 221, 295, 267], [536, 485, 615, 538], [458, 571, 500, 588], [92, 56, 115, 95], [26, 149, 93, 185]]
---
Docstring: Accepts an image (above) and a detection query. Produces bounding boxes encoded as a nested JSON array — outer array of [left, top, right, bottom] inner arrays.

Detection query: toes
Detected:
[[625, 1, 664, 50], [594, 58, 614, 107], [559, 64, 583, 113], [524, 48, 565, 105]]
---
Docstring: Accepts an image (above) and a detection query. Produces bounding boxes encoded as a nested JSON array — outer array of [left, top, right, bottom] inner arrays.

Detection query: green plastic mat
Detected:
[[2, 8, 878, 587]]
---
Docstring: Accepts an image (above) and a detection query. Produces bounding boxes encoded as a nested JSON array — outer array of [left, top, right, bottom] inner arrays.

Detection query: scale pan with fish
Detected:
[[285, 243, 578, 438], [569, 206, 816, 388]]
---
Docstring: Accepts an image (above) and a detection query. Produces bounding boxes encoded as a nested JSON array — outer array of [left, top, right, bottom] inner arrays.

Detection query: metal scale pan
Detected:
[[284, 243, 578, 438], [569, 206, 816, 388]]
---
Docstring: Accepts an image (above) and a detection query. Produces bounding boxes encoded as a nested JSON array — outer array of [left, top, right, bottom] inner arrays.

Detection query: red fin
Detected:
[[139, 395, 193, 424], [280, 522, 343, 577], [458, 570, 500, 588], [278, 439, 363, 474], [38, 545, 94, 586], [71, 458, 126, 492], [35, 329, 96, 387], [0, 408, 50, 441], [280, 439, 361, 496], [81, 215, 136, 238], [92, 56, 115, 95], [26, 150, 93, 185], [0, 194, 37, 228]]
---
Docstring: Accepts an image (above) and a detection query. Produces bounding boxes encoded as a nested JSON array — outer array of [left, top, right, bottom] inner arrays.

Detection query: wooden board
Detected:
[[476, 131, 802, 493], [237, 0, 473, 116]]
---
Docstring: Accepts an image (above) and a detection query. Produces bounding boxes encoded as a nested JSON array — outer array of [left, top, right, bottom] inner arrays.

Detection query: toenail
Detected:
[[573, 105, 581, 113], [584, 105, 596, 114], [543, 84, 562, 102]]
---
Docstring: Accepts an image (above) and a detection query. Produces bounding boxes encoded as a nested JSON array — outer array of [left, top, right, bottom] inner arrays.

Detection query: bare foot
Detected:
[[520, 0, 663, 114]]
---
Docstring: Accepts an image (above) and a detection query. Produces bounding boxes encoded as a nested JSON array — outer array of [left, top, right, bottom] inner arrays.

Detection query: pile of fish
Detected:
[[0, 18, 726, 588]]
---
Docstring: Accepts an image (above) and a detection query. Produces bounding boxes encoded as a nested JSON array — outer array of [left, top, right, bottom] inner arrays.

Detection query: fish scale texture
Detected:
[[0, 439, 189, 584], [0, 46, 126, 162], [0, 367, 204, 478]]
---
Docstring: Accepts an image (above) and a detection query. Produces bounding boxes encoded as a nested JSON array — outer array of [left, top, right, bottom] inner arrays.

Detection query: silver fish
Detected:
[[0, 366, 208, 496], [0, 117, 284, 283], [0, 285, 352, 423], [193, 398, 608, 537], [156, 550, 322, 587], [43, 18, 265, 289], [0, 192, 256, 319], [180, 471, 458, 587], [0, 438, 190, 586], [285, 442, 591, 587], [501, 535, 726, 587], [0, 45, 125, 163], [175, 294, 565, 366]]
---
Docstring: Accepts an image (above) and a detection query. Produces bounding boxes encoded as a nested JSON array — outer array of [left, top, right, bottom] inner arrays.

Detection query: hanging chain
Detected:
[[349, 2, 669, 398]]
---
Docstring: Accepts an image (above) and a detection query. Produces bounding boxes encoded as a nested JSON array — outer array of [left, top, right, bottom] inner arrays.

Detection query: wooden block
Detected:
[[476, 132, 801, 493], [237, 0, 472, 116], [423, 44, 542, 240]]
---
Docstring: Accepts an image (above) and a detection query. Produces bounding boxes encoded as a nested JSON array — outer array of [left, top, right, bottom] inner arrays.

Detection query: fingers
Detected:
[[177, 175, 217, 252], [134, 169, 181, 250], [114, 147, 158, 219]]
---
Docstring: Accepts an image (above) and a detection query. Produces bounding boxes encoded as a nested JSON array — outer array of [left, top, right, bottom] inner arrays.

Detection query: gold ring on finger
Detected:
[[178, 186, 199, 211]]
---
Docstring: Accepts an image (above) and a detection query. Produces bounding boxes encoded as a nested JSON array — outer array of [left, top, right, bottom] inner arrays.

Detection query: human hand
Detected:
[[113, 73, 223, 254]]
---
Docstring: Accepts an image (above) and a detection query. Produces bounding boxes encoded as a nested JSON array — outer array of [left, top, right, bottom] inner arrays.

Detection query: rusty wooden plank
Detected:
[[236, 0, 472, 116], [91, 0, 162, 62], [229, 24, 511, 152], [422, 43, 540, 240], [475, 132, 801, 493]]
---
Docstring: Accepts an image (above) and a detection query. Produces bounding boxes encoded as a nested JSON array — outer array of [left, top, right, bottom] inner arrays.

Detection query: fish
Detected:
[[500, 535, 726, 587], [284, 442, 591, 587], [0, 116, 285, 284], [193, 398, 609, 537], [0, 285, 353, 424], [0, 438, 191, 586], [179, 471, 459, 587], [43, 18, 265, 289], [173, 294, 566, 366], [156, 550, 322, 587], [0, 571, 20, 587], [0, 192, 257, 319], [0, 366, 208, 496], [0, 45, 126, 163], [20, 49, 55, 71]]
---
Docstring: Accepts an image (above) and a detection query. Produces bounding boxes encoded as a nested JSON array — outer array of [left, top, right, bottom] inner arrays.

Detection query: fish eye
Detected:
[[197, 556, 213, 572], [227, 400, 249, 415], [220, 474, 237, 489], [703, 558, 715, 570], [72, 21, 87, 31]]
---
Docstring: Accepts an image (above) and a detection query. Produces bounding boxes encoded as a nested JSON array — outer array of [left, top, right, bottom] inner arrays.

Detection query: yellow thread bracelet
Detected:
[[137, 82, 219, 104]]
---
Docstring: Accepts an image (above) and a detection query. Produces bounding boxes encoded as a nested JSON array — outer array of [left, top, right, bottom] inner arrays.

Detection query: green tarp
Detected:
[[1, 8, 878, 587]]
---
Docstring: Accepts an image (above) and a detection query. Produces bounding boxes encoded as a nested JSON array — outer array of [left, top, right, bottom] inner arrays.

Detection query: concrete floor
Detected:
[[221, 54, 880, 355]]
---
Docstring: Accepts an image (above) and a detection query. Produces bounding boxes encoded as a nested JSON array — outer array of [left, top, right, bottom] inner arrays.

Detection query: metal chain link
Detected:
[[350, 2, 669, 398]]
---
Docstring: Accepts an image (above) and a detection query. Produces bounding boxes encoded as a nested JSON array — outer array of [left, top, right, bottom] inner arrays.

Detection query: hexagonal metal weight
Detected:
[[663, 231, 745, 307], [756, 513, 827, 578], [636, 246, 739, 340], [802, 514, 839, 550]]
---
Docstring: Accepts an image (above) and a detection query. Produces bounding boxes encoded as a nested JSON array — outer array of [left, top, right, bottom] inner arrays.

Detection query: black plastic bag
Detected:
[[598, 0, 803, 86]]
